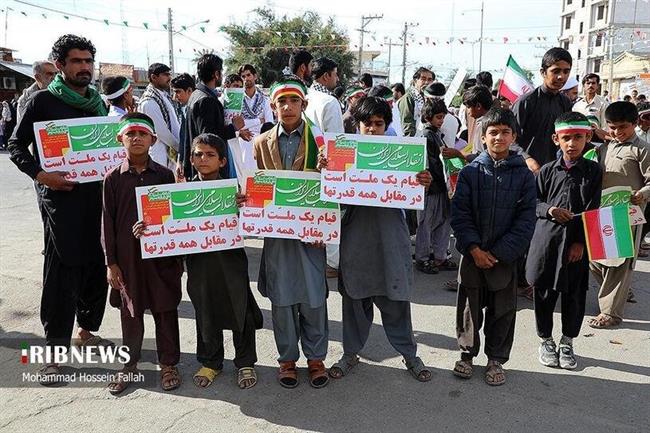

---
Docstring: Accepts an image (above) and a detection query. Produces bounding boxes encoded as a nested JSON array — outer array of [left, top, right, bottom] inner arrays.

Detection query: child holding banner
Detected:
[[526, 112, 602, 369], [102, 113, 183, 394], [589, 102, 650, 328], [415, 98, 455, 275], [253, 75, 330, 389], [185, 133, 263, 390], [320, 96, 434, 382], [451, 107, 536, 386]]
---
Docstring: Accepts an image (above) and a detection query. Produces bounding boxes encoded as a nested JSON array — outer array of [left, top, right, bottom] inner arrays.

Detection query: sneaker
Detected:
[[538, 339, 559, 367], [558, 343, 577, 370]]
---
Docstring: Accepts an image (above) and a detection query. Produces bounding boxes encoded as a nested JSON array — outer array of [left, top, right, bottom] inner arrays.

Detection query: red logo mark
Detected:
[[602, 225, 613, 237]]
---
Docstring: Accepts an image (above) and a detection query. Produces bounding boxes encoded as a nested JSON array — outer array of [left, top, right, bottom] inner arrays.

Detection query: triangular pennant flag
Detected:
[[21, 11, 27, 16], [181, 25, 187, 31], [123, 21, 128, 26], [162, 24, 168, 30], [104, 19, 109, 25], [63, 15, 69, 20], [143, 22, 149, 29], [200, 26, 205, 33]]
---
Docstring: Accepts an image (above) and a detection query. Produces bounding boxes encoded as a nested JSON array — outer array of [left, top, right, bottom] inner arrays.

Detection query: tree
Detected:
[[220, 8, 355, 87]]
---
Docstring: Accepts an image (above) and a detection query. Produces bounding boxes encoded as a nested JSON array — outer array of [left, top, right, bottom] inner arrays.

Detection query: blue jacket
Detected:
[[451, 150, 537, 264]]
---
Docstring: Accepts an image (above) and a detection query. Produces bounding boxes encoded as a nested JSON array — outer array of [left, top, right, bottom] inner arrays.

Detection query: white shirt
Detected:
[[636, 126, 650, 145], [441, 113, 460, 148], [305, 87, 345, 133], [242, 89, 273, 135], [138, 87, 180, 169], [573, 94, 609, 129], [108, 105, 126, 118]]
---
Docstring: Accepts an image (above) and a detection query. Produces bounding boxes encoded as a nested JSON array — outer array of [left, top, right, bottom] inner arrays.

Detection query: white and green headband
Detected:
[[118, 118, 156, 137], [105, 79, 131, 100], [554, 120, 592, 134]]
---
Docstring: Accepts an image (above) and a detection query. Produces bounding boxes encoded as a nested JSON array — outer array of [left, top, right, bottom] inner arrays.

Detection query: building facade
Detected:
[[558, 0, 650, 80]]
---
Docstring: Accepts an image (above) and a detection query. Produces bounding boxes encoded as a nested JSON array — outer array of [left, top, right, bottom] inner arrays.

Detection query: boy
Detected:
[[415, 98, 455, 275], [321, 96, 433, 382], [102, 112, 183, 394], [526, 112, 602, 369], [186, 133, 263, 389], [253, 75, 330, 389], [512, 47, 573, 170], [451, 107, 536, 386], [589, 102, 650, 328], [463, 85, 493, 159]]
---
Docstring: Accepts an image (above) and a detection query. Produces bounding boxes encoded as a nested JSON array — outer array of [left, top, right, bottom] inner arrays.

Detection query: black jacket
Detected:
[[422, 125, 447, 194], [7, 90, 104, 266], [183, 83, 237, 178], [451, 150, 537, 264]]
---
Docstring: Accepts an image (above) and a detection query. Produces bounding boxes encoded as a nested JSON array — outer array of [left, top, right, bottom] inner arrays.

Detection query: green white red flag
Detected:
[[498, 55, 534, 103], [582, 204, 635, 260]]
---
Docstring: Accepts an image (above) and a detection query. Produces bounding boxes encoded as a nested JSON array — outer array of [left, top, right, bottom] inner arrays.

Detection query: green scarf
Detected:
[[47, 74, 108, 116]]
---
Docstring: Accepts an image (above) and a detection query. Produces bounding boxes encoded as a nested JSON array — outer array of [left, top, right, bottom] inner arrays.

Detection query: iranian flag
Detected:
[[582, 204, 635, 261], [498, 55, 534, 103]]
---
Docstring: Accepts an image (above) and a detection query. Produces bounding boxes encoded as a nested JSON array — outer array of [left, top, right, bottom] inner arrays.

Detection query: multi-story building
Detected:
[[558, 0, 650, 81]]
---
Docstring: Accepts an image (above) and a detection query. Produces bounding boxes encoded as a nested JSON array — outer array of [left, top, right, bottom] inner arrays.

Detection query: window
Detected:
[[581, 0, 585, 7], [579, 22, 584, 33], [565, 15, 572, 29], [594, 58, 602, 73], [567, 0, 573, 5], [578, 49, 582, 59], [595, 33, 603, 47], [597, 5, 605, 20], [563, 40, 570, 50]]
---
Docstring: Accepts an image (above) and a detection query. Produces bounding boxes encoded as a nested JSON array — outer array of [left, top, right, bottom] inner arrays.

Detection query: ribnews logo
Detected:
[[20, 342, 131, 365]]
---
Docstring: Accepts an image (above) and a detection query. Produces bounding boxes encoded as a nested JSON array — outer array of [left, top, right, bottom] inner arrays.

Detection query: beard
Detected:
[[67, 73, 92, 87]]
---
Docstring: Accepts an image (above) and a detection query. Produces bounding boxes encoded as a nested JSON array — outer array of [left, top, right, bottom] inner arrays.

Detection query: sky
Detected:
[[0, 0, 565, 85]]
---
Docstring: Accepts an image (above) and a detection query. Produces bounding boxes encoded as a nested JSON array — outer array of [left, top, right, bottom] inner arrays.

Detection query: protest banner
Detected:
[[601, 186, 646, 226], [240, 170, 341, 244], [135, 179, 243, 259], [320, 133, 426, 210], [224, 87, 244, 124], [33, 116, 125, 183]]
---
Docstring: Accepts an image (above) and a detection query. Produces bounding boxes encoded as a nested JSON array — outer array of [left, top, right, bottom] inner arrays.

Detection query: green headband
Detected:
[[270, 79, 307, 101], [554, 120, 592, 134], [118, 118, 156, 136]]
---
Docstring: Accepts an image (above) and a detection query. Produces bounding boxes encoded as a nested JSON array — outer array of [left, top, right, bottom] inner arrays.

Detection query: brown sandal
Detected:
[[307, 359, 329, 388], [108, 367, 138, 395], [485, 361, 506, 386], [278, 361, 298, 389], [160, 365, 181, 391], [588, 313, 622, 329]]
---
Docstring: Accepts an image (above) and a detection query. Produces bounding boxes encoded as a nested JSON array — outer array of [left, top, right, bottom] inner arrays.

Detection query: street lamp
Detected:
[[461, 1, 485, 72]]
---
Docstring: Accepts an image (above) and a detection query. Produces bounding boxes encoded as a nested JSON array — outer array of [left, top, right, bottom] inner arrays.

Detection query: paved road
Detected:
[[0, 152, 648, 433]]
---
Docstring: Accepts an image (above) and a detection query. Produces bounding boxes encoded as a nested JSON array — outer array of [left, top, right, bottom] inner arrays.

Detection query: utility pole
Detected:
[[167, 8, 174, 73], [384, 38, 402, 85], [357, 14, 383, 79], [401, 22, 419, 85], [607, 0, 616, 97], [478, 1, 484, 71]]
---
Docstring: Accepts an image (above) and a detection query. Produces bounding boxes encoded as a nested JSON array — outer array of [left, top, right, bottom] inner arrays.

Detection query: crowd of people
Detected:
[[5, 34, 649, 395]]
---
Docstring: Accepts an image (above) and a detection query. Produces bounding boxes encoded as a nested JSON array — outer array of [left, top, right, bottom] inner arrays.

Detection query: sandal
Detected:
[[278, 361, 298, 389], [329, 354, 360, 379], [160, 365, 181, 391], [444, 279, 459, 291], [415, 260, 439, 275], [38, 364, 62, 386], [193, 366, 220, 388], [434, 259, 458, 271], [627, 290, 637, 303], [485, 361, 506, 386], [307, 359, 329, 388], [404, 356, 432, 382], [588, 313, 622, 329], [237, 367, 257, 389], [108, 367, 138, 395], [74, 335, 115, 350], [452, 359, 473, 379]]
